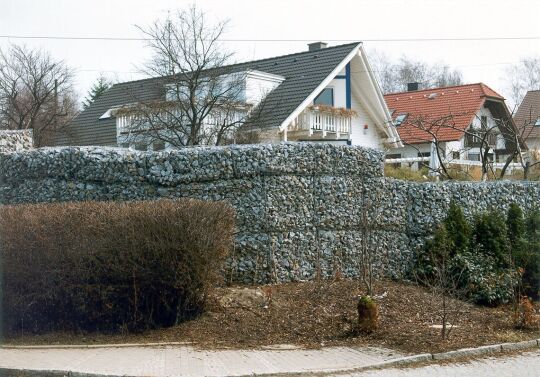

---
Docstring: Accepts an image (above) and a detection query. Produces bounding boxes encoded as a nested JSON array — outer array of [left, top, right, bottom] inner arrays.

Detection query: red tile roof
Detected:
[[384, 83, 506, 144]]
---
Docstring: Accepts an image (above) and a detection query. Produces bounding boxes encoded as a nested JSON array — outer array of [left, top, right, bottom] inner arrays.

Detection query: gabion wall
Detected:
[[0, 130, 33, 153], [1, 143, 538, 284]]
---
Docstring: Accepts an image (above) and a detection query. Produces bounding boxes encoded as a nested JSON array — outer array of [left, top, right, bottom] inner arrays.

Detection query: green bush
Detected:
[[444, 201, 471, 257], [0, 199, 235, 335], [472, 211, 511, 269], [414, 202, 524, 306], [454, 250, 517, 305], [522, 208, 540, 300]]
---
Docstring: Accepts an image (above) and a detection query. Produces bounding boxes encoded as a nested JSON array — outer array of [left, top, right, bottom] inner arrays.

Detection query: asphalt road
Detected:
[[332, 350, 540, 377]]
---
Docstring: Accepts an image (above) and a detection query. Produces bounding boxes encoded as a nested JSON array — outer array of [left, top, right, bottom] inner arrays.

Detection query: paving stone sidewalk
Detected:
[[0, 344, 404, 377], [332, 350, 540, 377]]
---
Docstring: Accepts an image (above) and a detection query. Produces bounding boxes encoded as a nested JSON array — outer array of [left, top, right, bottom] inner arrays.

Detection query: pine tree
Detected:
[[523, 208, 540, 300], [507, 203, 525, 246], [473, 210, 511, 269], [443, 201, 470, 256], [82, 76, 112, 110]]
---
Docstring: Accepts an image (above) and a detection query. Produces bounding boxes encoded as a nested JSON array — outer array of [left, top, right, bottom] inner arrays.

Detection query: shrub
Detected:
[[455, 250, 518, 305], [0, 199, 235, 335], [444, 201, 471, 257], [523, 208, 540, 300], [357, 295, 378, 333], [513, 296, 538, 329], [414, 224, 453, 282], [472, 211, 511, 269], [414, 204, 521, 306]]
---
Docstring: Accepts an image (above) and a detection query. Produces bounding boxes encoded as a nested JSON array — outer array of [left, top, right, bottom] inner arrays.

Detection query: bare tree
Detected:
[[498, 114, 540, 179], [0, 44, 78, 146], [397, 112, 524, 181], [504, 57, 540, 106], [358, 182, 387, 296], [396, 112, 472, 180], [119, 6, 257, 149], [368, 50, 464, 94], [414, 225, 468, 340]]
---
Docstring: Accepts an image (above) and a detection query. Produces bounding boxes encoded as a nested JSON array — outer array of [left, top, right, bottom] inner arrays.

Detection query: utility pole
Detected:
[[53, 79, 58, 131]]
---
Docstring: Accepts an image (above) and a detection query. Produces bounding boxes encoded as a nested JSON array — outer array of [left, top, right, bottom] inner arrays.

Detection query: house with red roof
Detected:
[[384, 83, 516, 168]]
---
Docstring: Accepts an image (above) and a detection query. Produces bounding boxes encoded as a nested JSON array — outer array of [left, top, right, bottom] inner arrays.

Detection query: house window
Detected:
[[393, 113, 408, 126], [480, 115, 488, 129], [452, 151, 460, 160], [468, 153, 480, 161], [314, 88, 334, 106]]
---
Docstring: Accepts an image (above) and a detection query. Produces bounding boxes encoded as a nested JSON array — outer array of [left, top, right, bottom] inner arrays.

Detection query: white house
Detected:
[[54, 42, 402, 150]]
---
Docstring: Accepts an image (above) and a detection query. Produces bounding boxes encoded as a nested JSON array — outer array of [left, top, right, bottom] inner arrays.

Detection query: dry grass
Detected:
[[6, 279, 539, 354], [385, 163, 540, 182]]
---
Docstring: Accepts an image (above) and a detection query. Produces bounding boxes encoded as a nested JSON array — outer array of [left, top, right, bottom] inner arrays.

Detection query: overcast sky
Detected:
[[1, 0, 539, 107]]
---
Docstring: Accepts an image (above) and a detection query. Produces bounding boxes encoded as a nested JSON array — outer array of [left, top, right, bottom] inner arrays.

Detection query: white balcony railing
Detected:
[[287, 106, 353, 139], [116, 107, 249, 135]]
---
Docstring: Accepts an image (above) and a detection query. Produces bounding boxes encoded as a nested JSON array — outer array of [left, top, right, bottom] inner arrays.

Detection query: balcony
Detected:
[[115, 105, 249, 134], [114, 104, 250, 147], [464, 132, 499, 148], [287, 105, 354, 140]]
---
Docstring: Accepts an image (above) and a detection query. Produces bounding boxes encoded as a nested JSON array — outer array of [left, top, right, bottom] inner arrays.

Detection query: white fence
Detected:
[[385, 156, 523, 170]]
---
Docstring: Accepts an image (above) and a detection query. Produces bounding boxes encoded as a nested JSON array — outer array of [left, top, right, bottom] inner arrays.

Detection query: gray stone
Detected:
[[500, 340, 539, 351], [1, 142, 539, 284]]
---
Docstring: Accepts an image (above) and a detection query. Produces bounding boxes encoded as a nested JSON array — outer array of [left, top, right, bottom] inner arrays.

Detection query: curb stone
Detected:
[[431, 344, 502, 360], [0, 369, 121, 377], [500, 339, 539, 351], [0, 339, 539, 377], [241, 339, 540, 376], [0, 341, 192, 350]]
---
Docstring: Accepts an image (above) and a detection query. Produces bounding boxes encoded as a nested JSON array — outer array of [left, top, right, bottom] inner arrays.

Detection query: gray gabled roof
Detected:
[[514, 90, 540, 143], [54, 42, 361, 146]]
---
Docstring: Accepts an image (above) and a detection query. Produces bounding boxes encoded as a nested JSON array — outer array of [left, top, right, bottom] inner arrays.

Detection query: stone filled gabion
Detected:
[[1, 142, 538, 284], [0, 130, 33, 153]]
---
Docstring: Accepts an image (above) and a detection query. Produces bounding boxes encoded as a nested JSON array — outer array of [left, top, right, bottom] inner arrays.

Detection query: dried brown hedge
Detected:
[[0, 199, 235, 335]]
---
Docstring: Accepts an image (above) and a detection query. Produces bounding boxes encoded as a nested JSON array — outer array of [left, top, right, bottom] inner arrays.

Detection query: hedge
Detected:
[[0, 199, 235, 335]]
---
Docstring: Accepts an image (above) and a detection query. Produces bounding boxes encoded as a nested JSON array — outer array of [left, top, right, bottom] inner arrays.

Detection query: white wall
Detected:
[[311, 66, 384, 149], [245, 71, 284, 106], [324, 77, 347, 108], [349, 92, 383, 149]]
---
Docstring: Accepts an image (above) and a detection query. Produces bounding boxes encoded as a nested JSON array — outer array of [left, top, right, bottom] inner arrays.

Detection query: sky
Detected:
[[1, 0, 539, 108]]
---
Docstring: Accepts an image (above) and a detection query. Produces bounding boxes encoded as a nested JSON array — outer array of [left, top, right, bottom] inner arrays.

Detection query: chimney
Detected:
[[308, 42, 328, 51], [407, 82, 420, 92]]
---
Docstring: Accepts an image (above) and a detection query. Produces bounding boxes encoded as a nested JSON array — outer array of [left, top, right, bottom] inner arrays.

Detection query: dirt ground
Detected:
[[5, 279, 539, 354]]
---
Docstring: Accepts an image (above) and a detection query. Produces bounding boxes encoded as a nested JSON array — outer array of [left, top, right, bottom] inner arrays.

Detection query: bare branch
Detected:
[[0, 44, 78, 146]]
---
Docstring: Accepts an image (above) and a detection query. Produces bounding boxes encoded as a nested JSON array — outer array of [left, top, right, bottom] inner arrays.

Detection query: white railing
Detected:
[[117, 113, 142, 133], [385, 156, 523, 170], [116, 108, 249, 135], [288, 107, 352, 138]]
